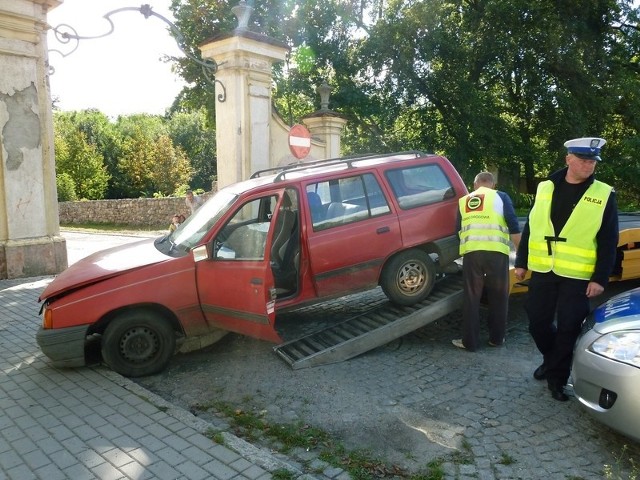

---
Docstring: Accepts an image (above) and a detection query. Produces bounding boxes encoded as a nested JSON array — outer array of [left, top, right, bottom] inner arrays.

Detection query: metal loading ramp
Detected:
[[274, 274, 463, 369]]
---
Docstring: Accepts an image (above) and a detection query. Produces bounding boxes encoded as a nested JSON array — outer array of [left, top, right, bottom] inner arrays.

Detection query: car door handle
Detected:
[[376, 226, 390, 234], [250, 278, 263, 285]]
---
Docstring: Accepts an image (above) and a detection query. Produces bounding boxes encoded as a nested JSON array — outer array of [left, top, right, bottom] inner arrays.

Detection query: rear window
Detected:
[[306, 173, 390, 231], [385, 164, 455, 209]]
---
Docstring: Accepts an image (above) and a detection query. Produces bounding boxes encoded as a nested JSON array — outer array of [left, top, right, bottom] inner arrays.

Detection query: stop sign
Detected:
[[288, 124, 311, 159]]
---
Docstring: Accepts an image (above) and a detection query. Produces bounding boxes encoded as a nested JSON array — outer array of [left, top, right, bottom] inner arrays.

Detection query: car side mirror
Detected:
[[192, 244, 210, 262]]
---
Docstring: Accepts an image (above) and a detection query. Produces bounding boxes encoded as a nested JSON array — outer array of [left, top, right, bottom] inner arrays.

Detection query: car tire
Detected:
[[101, 310, 176, 377], [380, 249, 436, 306]]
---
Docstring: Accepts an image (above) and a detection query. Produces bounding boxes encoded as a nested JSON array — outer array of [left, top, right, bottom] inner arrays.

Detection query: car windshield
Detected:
[[156, 191, 237, 255]]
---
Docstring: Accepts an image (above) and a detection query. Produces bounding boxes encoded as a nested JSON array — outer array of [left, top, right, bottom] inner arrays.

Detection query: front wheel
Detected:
[[380, 249, 436, 306], [101, 310, 176, 377]]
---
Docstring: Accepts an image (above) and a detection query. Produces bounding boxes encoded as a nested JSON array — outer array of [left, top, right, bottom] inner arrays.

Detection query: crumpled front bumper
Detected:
[[36, 325, 89, 368]]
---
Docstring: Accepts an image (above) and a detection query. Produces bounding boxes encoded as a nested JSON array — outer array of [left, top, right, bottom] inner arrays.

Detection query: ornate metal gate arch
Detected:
[[48, 3, 232, 102]]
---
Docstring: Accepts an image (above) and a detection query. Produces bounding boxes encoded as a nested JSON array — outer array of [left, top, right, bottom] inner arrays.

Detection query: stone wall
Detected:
[[58, 196, 207, 229]]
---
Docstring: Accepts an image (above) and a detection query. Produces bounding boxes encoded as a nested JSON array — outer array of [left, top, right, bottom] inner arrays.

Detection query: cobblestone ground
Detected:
[[136, 280, 640, 480]]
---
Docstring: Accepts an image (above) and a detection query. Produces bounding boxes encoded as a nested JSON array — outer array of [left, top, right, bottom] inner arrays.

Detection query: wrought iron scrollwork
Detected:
[[49, 4, 226, 102]]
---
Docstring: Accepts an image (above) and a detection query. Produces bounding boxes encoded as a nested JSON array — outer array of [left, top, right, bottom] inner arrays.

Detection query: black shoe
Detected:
[[548, 385, 569, 402], [533, 364, 547, 381]]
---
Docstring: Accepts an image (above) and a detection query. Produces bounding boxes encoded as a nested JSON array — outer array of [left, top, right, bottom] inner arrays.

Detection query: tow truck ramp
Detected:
[[274, 274, 463, 369]]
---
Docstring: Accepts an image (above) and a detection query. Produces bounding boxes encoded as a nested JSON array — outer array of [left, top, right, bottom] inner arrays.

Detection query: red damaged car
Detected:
[[38, 151, 467, 376]]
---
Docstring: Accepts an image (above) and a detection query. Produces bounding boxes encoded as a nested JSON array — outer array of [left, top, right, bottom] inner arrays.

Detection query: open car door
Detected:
[[194, 191, 285, 342]]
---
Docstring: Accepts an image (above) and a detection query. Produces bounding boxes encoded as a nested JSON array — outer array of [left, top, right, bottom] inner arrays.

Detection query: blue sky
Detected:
[[47, 0, 186, 117]]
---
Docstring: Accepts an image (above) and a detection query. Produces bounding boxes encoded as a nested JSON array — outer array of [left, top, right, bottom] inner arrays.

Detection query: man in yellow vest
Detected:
[[453, 172, 521, 351], [514, 137, 619, 401]]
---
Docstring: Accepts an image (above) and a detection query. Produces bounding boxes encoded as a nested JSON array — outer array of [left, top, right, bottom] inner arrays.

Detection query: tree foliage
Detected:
[[53, 110, 211, 199], [54, 113, 110, 200], [167, 109, 216, 191], [53, 1, 640, 206], [169, 0, 640, 207], [56, 172, 77, 202], [115, 126, 193, 198]]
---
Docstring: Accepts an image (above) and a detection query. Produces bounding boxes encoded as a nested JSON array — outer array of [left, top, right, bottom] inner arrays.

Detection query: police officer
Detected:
[[514, 137, 619, 401], [453, 172, 521, 351]]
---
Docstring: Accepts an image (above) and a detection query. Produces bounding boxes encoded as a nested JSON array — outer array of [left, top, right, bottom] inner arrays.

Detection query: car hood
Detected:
[[40, 238, 170, 301], [593, 286, 640, 333]]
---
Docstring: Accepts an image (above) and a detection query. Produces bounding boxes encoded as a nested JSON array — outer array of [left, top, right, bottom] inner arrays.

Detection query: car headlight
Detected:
[[590, 331, 640, 368]]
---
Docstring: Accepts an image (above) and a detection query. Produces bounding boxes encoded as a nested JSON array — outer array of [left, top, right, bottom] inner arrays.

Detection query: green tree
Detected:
[[55, 109, 124, 197], [169, 1, 354, 123], [117, 126, 193, 197], [151, 135, 195, 196], [167, 108, 216, 191], [53, 111, 201, 199], [54, 113, 110, 200], [116, 114, 167, 139], [117, 129, 158, 198], [168, 0, 640, 205], [56, 172, 77, 202]]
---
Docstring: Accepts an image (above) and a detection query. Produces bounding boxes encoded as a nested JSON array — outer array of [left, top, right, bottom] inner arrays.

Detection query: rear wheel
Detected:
[[101, 310, 176, 377], [380, 249, 436, 306]]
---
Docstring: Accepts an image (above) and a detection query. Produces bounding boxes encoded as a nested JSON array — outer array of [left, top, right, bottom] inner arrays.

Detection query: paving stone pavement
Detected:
[[2, 231, 640, 479], [137, 282, 640, 480], [0, 276, 321, 478]]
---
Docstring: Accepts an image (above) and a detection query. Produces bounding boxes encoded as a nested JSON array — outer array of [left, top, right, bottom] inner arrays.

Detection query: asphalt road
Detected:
[[62, 230, 640, 479]]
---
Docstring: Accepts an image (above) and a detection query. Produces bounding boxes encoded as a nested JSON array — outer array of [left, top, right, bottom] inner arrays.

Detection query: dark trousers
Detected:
[[461, 251, 510, 351], [525, 271, 590, 388]]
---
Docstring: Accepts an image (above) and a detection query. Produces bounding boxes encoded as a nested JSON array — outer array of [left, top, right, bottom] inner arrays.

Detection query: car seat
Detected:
[[271, 194, 299, 295], [307, 191, 325, 222]]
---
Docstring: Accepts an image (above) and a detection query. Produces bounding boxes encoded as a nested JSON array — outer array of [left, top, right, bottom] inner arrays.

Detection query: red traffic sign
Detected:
[[288, 124, 311, 159]]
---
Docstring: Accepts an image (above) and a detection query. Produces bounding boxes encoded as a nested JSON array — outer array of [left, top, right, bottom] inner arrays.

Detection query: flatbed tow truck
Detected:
[[275, 214, 640, 369]]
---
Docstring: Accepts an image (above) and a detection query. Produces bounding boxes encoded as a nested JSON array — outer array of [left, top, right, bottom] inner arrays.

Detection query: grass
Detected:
[[271, 468, 295, 480], [603, 445, 639, 480], [203, 428, 225, 445], [422, 459, 446, 480], [448, 439, 473, 465], [499, 452, 516, 466], [193, 399, 448, 479]]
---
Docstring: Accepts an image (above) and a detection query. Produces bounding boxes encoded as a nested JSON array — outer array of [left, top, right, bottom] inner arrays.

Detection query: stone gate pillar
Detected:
[[0, 0, 67, 278], [199, 3, 288, 188], [303, 82, 347, 159]]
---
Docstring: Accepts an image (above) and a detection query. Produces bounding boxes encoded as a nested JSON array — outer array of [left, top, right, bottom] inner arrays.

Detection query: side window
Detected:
[[306, 174, 390, 231], [214, 195, 276, 260], [362, 173, 391, 216], [386, 164, 455, 209]]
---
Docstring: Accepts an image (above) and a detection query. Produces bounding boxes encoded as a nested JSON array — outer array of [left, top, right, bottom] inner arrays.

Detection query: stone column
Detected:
[[0, 0, 67, 278], [303, 114, 348, 159], [199, 7, 288, 188]]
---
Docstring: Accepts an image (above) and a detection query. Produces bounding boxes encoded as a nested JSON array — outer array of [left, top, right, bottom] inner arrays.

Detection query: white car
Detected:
[[572, 286, 640, 442]]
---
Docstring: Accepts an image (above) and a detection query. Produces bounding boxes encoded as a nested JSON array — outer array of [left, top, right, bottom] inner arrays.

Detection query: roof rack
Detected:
[[250, 150, 427, 181]]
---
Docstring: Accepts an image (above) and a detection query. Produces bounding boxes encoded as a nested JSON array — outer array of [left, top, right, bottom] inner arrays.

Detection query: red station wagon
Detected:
[[38, 151, 468, 376]]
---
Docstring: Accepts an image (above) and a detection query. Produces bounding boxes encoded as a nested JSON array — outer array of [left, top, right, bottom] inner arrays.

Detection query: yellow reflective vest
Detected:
[[459, 187, 511, 255], [527, 180, 612, 280]]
